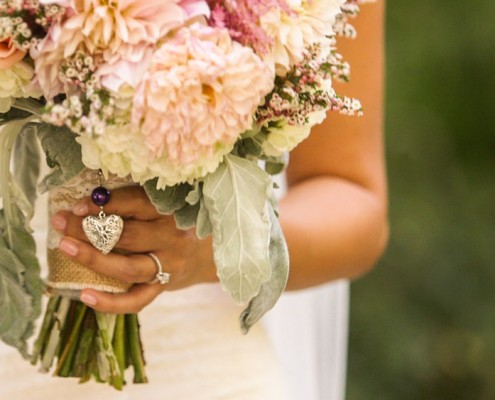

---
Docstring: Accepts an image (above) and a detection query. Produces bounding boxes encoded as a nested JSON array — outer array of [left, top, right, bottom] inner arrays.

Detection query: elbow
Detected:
[[351, 201, 389, 280], [365, 215, 389, 274]]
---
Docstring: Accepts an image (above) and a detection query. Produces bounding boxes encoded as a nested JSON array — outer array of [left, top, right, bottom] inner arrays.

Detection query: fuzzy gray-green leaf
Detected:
[[196, 198, 212, 239], [0, 269, 33, 357], [144, 180, 192, 215], [240, 203, 289, 333], [174, 202, 200, 230], [0, 210, 43, 355], [203, 154, 272, 304], [14, 123, 40, 206], [37, 124, 85, 192]]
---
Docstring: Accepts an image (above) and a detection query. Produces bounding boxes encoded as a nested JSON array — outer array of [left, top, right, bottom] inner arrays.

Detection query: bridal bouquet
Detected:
[[0, 0, 366, 389]]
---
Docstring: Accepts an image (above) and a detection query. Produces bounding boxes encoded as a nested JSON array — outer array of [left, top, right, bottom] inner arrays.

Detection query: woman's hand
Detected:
[[50, 186, 218, 314]]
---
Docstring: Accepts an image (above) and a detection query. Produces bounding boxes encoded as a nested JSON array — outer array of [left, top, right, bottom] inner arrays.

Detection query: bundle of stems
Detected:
[[31, 295, 147, 390]]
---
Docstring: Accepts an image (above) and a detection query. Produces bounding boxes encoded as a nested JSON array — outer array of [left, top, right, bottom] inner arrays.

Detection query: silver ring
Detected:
[[147, 252, 171, 285]]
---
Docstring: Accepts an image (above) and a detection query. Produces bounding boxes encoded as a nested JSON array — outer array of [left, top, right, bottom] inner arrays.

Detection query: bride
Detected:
[[0, 1, 386, 398]]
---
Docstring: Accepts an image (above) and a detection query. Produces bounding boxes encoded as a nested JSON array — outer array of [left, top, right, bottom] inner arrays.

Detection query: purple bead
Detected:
[[91, 186, 111, 206]]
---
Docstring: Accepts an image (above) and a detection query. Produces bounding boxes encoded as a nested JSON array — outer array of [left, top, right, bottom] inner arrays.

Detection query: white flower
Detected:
[[262, 109, 327, 157], [260, 0, 344, 74]]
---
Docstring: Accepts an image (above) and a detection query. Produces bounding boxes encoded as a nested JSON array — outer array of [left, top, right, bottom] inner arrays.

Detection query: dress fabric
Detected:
[[263, 282, 349, 400], [262, 172, 349, 400], [0, 176, 349, 399]]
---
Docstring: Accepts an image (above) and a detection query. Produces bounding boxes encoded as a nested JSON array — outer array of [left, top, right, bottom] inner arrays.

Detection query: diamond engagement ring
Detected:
[[147, 252, 171, 285]]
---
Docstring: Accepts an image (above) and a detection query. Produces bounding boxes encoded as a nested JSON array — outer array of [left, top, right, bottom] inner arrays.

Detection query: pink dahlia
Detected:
[[131, 23, 274, 186]]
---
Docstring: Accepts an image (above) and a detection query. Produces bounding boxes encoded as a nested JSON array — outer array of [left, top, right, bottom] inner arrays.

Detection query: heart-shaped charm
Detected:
[[82, 211, 124, 254]]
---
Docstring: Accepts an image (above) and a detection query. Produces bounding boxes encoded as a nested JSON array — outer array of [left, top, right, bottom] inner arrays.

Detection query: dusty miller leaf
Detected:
[[196, 198, 212, 239], [240, 203, 290, 333], [175, 182, 203, 229], [203, 154, 272, 304], [14, 123, 40, 206], [0, 210, 42, 358], [0, 270, 33, 356], [144, 179, 192, 215], [185, 182, 201, 205], [0, 119, 43, 357], [174, 202, 200, 230], [37, 124, 85, 192]]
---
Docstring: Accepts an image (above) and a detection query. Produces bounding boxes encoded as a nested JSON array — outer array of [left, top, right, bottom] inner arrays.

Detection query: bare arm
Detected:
[[281, 0, 388, 290]]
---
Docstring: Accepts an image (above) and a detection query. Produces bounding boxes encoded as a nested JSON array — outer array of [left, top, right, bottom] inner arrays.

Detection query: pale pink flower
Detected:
[[33, 0, 210, 97], [130, 23, 274, 186]]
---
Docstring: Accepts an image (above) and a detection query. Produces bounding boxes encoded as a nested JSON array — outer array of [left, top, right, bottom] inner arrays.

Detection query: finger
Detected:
[[53, 211, 173, 252], [72, 186, 161, 221], [79, 284, 164, 314], [58, 236, 159, 284]]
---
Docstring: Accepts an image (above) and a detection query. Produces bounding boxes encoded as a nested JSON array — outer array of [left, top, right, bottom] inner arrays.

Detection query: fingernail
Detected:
[[59, 238, 78, 256], [51, 214, 67, 231], [80, 293, 97, 306], [73, 202, 89, 216]]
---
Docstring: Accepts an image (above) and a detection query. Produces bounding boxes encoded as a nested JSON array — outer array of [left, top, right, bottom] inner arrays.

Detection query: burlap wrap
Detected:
[[45, 168, 133, 294]]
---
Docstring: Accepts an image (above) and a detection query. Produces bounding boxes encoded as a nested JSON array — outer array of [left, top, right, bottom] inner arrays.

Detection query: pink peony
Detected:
[[130, 23, 274, 185]]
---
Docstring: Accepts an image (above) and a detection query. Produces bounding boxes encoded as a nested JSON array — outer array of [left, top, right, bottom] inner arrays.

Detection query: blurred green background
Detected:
[[347, 1, 495, 399]]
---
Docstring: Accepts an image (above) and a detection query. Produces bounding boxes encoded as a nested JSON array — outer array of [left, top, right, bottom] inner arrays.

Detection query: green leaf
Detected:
[[143, 180, 192, 215], [9, 220, 43, 320], [14, 123, 41, 206], [185, 182, 201, 205], [240, 203, 290, 333], [235, 136, 264, 158], [203, 154, 272, 304], [0, 118, 33, 242], [0, 270, 33, 357], [196, 198, 212, 239], [174, 202, 200, 230], [0, 245, 26, 281], [0, 211, 43, 356], [263, 153, 289, 175], [0, 108, 32, 123], [37, 124, 85, 192], [0, 119, 43, 357]]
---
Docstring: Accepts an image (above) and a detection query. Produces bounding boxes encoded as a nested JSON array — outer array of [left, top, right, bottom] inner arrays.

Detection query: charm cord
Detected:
[[82, 170, 124, 254]]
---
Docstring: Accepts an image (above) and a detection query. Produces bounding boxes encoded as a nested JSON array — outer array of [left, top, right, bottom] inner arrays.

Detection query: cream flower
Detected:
[[78, 122, 224, 188], [77, 125, 138, 180], [260, 0, 344, 74], [129, 23, 274, 186], [0, 61, 37, 113], [33, 0, 210, 97], [262, 109, 327, 157]]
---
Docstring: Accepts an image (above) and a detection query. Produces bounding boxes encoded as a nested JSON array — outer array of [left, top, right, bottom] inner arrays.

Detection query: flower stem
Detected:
[[73, 310, 96, 379], [113, 314, 126, 378], [54, 301, 87, 377], [31, 296, 60, 365], [39, 297, 71, 373], [95, 312, 123, 390], [126, 314, 148, 384]]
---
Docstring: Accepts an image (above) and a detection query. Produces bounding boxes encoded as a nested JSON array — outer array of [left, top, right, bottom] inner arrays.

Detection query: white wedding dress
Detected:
[[0, 180, 348, 400]]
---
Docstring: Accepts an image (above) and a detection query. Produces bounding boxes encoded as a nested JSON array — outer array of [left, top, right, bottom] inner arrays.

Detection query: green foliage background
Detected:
[[347, 1, 495, 399]]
